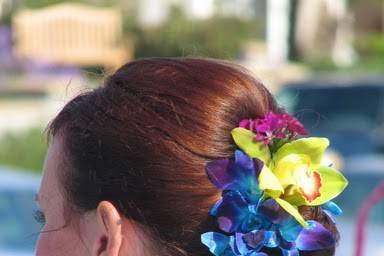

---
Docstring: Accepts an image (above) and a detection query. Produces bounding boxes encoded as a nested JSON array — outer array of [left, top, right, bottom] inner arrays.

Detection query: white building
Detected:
[[137, 0, 262, 26]]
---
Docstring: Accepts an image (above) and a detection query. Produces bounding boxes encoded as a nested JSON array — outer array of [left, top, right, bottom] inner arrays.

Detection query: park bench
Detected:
[[12, 3, 132, 70]]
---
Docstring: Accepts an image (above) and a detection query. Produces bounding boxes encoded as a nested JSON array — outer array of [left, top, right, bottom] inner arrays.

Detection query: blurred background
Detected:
[[0, 0, 383, 255]]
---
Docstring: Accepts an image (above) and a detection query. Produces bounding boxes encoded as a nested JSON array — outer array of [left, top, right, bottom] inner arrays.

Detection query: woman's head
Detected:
[[36, 58, 339, 256]]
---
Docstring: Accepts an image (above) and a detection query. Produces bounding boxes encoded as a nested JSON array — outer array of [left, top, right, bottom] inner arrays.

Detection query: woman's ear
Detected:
[[95, 201, 123, 256]]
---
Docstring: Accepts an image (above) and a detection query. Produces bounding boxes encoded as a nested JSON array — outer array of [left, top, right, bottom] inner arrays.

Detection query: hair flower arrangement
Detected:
[[201, 112, 348, 256]]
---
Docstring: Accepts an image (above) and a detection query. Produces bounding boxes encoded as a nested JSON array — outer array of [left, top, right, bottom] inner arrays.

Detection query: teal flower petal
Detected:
[[279, 217, 303, 242], [321, 201, 343, 223], [263, 231, 279, 248], [321, 201, 342, 216], [201, 232, 233, 256], [281, 249, 299, 256]]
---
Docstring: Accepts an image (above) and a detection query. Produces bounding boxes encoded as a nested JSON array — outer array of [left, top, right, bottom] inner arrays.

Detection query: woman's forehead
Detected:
[[38, 136, 64, 208]]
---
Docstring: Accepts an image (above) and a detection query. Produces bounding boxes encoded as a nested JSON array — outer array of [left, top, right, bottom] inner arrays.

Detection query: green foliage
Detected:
[[355, 33, 384, 58], [301, 58, 338, 72], [302, 33, 384, 73], [343, 33, 384, 73], [124, 7, 263, 59], [0, 128, 48, 173], [23, 0, 81, 9], [22, 0, 117, 9]]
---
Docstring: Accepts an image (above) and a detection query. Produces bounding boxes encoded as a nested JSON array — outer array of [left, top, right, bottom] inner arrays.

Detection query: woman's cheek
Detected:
[[35, 223, 67, 256], [36, 224, 88, 256], [35, 231, 53, 256]]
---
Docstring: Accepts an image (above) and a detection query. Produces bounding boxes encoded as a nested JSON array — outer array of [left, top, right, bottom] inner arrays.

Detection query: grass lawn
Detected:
[[0, 127, 48, 173]]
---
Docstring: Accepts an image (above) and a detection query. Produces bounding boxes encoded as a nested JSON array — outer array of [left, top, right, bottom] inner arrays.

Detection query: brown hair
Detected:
[[48, 57, 338, 255]]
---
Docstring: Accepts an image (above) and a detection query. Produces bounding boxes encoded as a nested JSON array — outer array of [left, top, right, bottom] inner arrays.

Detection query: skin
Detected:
[[35, 135, 148, 256]]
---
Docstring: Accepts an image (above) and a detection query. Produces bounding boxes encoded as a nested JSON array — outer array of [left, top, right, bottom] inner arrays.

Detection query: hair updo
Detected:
[[48, 58, 339, 255]]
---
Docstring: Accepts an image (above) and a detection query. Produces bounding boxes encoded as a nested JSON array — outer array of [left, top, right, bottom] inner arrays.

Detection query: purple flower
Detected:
[[280, 113, 308, 136], [239, 112, 307, 146]]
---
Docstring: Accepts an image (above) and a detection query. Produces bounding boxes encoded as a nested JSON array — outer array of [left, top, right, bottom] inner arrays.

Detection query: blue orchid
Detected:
[[206, 150, 265, 233], [202, 208, 335, 256], [206, 149, 264, 204], [202, 149, 337, 255]]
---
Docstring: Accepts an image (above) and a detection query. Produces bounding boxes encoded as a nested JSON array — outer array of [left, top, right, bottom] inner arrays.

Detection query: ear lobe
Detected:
[[96, 201, 123, 256]]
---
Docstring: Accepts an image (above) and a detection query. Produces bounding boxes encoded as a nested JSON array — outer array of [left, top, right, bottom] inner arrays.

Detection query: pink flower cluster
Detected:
[[239, 112, 307, 145]]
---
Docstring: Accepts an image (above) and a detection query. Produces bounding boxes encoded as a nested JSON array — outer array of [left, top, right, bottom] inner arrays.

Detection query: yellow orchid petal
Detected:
[[231, 128, 271, 164], [281, 186, 308, 206], [275, 198, 308, 228], [275, 137, 329, 165], [259, 165, 284, 198], [308, 166, 348, 206], [273, 154, 312, 188]]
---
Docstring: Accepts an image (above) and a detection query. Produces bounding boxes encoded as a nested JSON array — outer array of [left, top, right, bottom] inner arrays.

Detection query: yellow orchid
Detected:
[[231, 127, 348, 227]]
